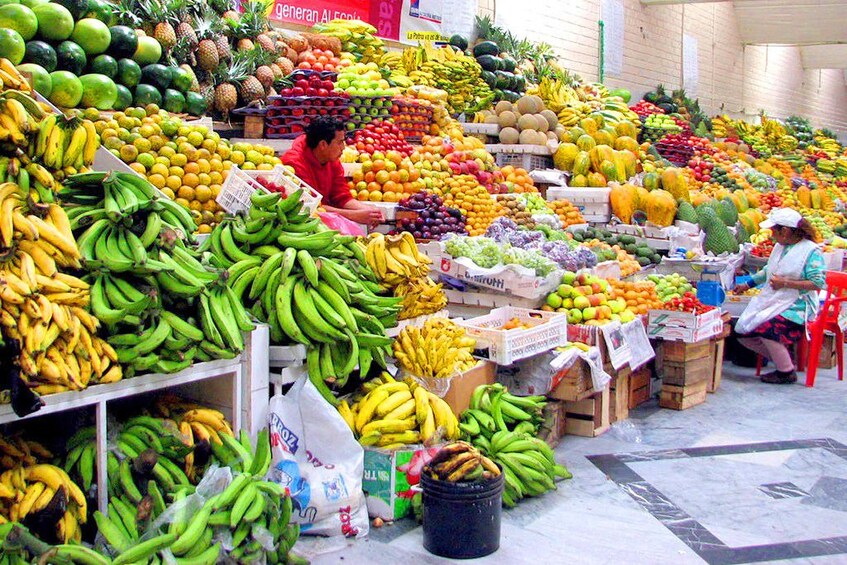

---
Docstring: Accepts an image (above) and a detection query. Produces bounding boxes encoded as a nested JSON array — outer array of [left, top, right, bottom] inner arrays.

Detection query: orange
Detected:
[[197, 224, 212, 234], [166, 175, 182, 191], [198, 173, 211, 187], [375, 170, 389, 184], [178, 186, 195, 201], [148, 173, 166, 189], [195, 185, 212, 203], [160, 187, 175, 199], [174, 197, 190, 209], [184, 162, 200, 175], [366, 181, 381, 193], [383, 191, 397, 202], [368, 191, 383, 202], [129, 162, 146, 175], [189, 200, 202, 212], [183, 173, 200, 188], [210, 184, 222, 198], [371, 159, 386, 172], [197, 159, 211, 174], [357, 190, 369, 201], [382, 181, 398, 193], [168, 166, 184, 177]]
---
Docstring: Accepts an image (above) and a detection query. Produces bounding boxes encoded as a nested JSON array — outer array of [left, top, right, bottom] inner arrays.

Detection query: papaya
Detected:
[[612, 151, 628, 182], [570, 174, 588, 187], [796, 186, 812, 208], [642, 172, 660, 191], [600, 161, 619, 184], [610, 182, 637, 224], [553, 143, 579, 171], [613, 135, 639, 152], [576, 134, 596, 152], [567, 127, 586, 143], [660, 167, 690, 203], [592, 129, 613, 147], [579, 118, 598, 134], [731, 189, 749, 212], [589, 112, 605, 129], [588, 172, 607, 187], [572, 151, 591, 175], [635, 186, 651, 211], [619, 150, 637, 179], [614, 121, 637, 139], [645, 189, 677, 227], [589, 145, 614, 172]]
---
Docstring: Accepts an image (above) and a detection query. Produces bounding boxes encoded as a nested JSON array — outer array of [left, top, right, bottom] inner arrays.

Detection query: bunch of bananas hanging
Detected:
[[392, 318, 476, 379], [0, 436, 51, 471], [337, 372, 460, 447], [528, 77, 583, 114], [402, 43, 493, 115], [0, 183, 123, 394], [477, 430, 571, 507], [423, 441, 500, 483], [61, 171, 252, 377], [29, 113, 98, 181], [312, 19, 385, 63], [0, 463, 87, 543], [394, 277, 447, 320], [360, 232, 431, 285], [459, 384, 545, 440], [207, 189, 400, 404]]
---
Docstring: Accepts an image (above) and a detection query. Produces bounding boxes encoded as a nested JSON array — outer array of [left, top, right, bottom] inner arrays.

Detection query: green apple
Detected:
[[583, 307, 597, 321], [573, 295, 590, 310], [557, 284, 574, 298], [620, 310, 636, 323], [567, 308, 583, 324], [561, 271, 577, 285], [610, 299, 625, 314], [561, 298, 574, 309], [547, 293, 563, 309]]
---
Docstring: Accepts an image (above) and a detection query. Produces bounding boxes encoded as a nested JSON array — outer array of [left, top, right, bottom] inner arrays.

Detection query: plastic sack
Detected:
[[268, 375, 368, 538], [318, 212, 366, 236]]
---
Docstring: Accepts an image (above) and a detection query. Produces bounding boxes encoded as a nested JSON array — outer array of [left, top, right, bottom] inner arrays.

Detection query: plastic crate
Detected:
[[494, 152, 553, 171], [216, 165, 322, 215], [457, 306, 568, 365]]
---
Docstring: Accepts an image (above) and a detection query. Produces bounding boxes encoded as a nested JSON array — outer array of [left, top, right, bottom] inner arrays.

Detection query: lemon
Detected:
[[187, 131, 204, 147], [136, 152, 155, 170], [230, 151, 245, 165], [119, 145, 138, 163]]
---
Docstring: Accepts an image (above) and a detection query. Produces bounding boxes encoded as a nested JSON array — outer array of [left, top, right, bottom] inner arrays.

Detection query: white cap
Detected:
[[760, 208, 802, 229]]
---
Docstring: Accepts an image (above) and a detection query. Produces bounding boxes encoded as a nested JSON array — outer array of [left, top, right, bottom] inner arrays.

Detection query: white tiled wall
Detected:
[[475, 0, 847, 136]]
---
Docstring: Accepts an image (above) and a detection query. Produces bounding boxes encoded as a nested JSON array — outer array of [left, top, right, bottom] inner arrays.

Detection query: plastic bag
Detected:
[[268, 375, 368, 538], [318, 212, 366, 236]]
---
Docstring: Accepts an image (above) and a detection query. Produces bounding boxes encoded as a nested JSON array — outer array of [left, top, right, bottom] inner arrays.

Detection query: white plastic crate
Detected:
[[457, 306, 568, 366], [547, 186, 611, 221], [217, 165, 322, 215]]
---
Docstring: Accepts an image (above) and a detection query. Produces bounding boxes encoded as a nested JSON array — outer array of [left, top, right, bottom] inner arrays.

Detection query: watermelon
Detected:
[[112, 83, 131, 109], [108, 25, 136, 59], [133, 83, 161, 106], [89, 53, 117, 78], [472, 41, 499, 57], [55, 41, 86, 75], [141, 63, 170, 89], [116, 58, 140, 88], [22, 39, 54, 70], [185, 91, 206, 116], [162, 88, 184, 113]]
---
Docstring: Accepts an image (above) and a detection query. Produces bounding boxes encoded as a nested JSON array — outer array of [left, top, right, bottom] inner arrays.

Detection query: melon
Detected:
[[497, 110, 516, 128], [540, 109, 558, 130], [494, 100, 512, 114], [517, 113, 537, 131], [515, 95, 536, 115], [579, 117, 598, 134], [483, 114, 499, 124], [518, 129, 537, 145], [499, 127, 519, 144], [537, 131, 550, 145], [529, 95, 544, 112], [533, 114, 548, 133], [546, 131, 558, 141]]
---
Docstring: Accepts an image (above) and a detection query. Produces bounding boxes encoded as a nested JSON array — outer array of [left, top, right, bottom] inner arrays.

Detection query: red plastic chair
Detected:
[[804, 270, 847, 387]]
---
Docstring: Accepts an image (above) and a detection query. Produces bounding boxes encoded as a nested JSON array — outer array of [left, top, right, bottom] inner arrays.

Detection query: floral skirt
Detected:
[[745, 315, 804, 347]]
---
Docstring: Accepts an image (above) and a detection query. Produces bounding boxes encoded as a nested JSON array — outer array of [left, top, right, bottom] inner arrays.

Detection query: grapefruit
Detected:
[[0, 4, 37, 40], [16, 62, 50, 96], [20, 0, 48, 8], [0, 29, 25, 64], [79, 73, 116, 109], [48, 70, 82, 107], [70, 18, 110, 55], [33, 3, 73, 41], [132, 35, 161, 65]]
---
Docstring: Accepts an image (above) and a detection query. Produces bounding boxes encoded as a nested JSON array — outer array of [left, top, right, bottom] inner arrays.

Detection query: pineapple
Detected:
[[111, 0, 141, 27], [140, 0, 177, 51], [199, 81, 215, 110], [256, 33, 275, 53], [214, 82, 238, 114], [237, 38, 255, 52], [214, 35, 232, 63], [255, 65, 274, 90], [240, 75, 265, 102], [276, 57, 294, 75], [194, 16, 220, 71], [222, 9, 240, 22], [270, 63, 283, 81]]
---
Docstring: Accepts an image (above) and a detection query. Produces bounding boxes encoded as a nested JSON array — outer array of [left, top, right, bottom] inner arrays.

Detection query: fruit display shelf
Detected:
[[0, 326, 270, 515], [485, 144, 554, 172], [264, 95, 351, 139], [606, 223, 674, 251]]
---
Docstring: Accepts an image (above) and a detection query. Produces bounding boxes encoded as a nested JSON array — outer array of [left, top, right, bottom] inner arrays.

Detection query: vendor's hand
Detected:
[[735, 283, 750, 293], [346, 208, 384, 228], [770, 275, 792, 290]]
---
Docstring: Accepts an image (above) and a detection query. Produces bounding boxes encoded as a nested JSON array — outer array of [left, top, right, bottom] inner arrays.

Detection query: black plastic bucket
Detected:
[[420, 471, 503, 559]]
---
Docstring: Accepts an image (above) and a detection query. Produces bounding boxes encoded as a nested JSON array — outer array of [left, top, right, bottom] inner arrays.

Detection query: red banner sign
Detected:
[[269, 0, 372, 28]]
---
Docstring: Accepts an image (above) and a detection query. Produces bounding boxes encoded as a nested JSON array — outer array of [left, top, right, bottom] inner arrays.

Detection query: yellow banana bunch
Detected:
[[711, 115, 730, 138], [392, 318, 476, 379], [154, 395, 235, 446], [312, 20, 385, 63], [0, 58, 31, 93], [0, 463, 87, 542], [395, 276, 447, 320], [362, 232, 431, 286], [338, 371, 460, 447]]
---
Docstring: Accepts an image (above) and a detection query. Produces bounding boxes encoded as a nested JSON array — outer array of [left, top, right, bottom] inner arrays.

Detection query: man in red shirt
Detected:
[[282, 116, 384, 228]]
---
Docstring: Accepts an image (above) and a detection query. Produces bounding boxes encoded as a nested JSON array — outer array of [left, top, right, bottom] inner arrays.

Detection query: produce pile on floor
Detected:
[[2, 3, 847, 561]]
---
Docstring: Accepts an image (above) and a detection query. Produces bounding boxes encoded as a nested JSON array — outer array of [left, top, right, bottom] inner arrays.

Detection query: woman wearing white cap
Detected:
[[734, 208, 826, 384]]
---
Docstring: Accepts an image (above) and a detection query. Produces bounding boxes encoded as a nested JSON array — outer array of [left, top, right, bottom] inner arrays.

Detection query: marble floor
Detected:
[[296, 361, 847, 564]]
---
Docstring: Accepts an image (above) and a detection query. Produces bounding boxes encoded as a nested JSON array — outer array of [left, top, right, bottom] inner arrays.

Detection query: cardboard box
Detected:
[[659, 379, 708, 410], [647, 318, 723, 343], [564, 386, 610, 437], [547, 358, 593, 402], [629, 366, 652, 409], [433, 254, 560, 299], [363, 445, 440, 520], [648, 308, 722, 328], [538, 400, 567, 448], [442, 361, 496, 415], [818, 333, 838, 370]]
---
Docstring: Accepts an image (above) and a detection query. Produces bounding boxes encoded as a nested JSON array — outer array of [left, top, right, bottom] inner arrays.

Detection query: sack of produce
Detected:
[[268, 375, 369, 538]]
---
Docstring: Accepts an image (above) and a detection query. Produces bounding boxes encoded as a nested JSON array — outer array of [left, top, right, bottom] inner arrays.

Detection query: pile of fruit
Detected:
[[476, 96, 562, 146], [542, 271, 634, 325], [498, 165, 537, 193], [663, 292, 715, 315], [547, 199, 586, 227], [423, 441, 501, 483], [390, 97, 434, 140], [608, 279, 662, 316], [338, 372, 460, 448], [208, 190, 399, 404], [92, 107, 279, 233], [349, 152, 424, 204], [392, 318, 477, 379], [570, 228, 662, 267], [393, 191, 467, 238], [435, 175, 503, 235], [347, 121, 415, 157], [553, 116, 639, 188], [647, 273, 695, 302]]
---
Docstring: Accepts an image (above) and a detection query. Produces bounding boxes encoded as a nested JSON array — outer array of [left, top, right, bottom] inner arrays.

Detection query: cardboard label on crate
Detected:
[[600, 321, 631, 370], [647, 319, 723, 342], [648, 308, 722, 329], [548, 346, 610, 393], [436, 256, 560, 299], [621, 320, 654, 370]]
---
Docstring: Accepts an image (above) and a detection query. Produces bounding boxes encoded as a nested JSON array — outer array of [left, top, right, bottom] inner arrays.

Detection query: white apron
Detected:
[[736, 239, 819, 335]]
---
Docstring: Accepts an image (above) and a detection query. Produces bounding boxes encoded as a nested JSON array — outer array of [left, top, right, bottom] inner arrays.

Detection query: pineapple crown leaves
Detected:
[[112, 0, 142, 27]]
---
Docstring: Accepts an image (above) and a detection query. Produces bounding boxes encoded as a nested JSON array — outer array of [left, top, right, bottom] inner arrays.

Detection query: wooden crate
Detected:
[[708, 338, 725, 393], [538, 400, 567, 448], [660, 356, 712, 387], [661, 339, 712, 363], [564, 386, 610, 437], [243, 115, 265, 138], [609, 367, 631, 423], [818, 333, 838, 370], [629, 366, 652, 409], [660, 379, 708, 410], [548, 359, 593, 401]]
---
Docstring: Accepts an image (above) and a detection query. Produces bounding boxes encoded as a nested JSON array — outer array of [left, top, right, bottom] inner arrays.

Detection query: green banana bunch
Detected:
[[208, 189, 401, 405], [480, 430, 572, 507], [459, 383, 546, 441], [63, 171, 253, 376]]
